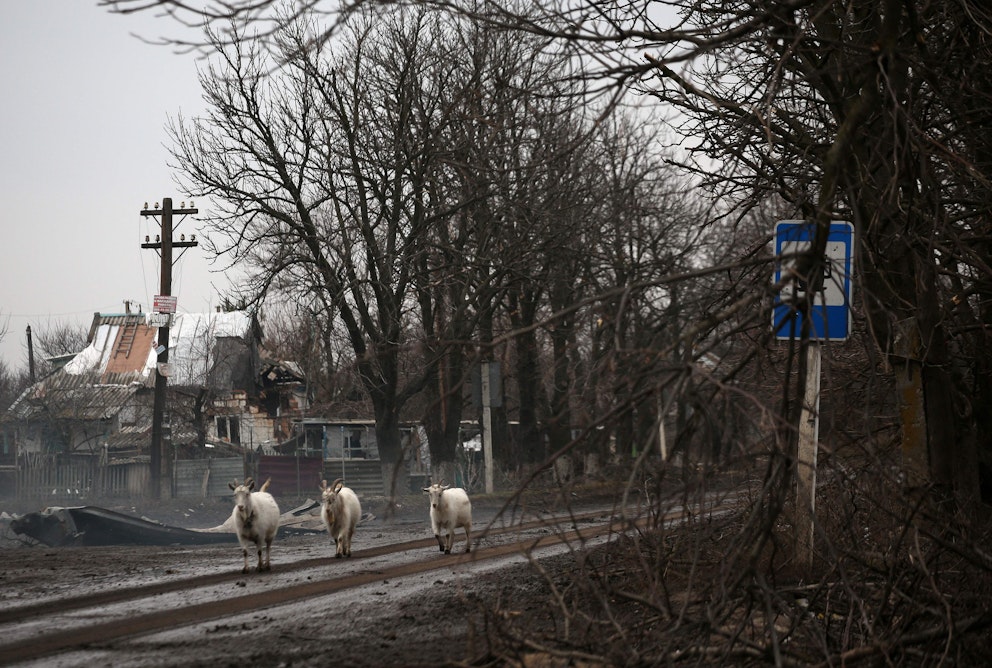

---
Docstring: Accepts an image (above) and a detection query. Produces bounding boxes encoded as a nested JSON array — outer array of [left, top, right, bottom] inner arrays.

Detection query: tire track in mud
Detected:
[[0, 508, 629, 665], [0, 497, 735, 665], [0, 507, 611, 627]]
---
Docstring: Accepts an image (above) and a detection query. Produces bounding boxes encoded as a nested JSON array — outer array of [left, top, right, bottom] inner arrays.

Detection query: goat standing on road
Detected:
[[423, 481, 472, 554], [320, 478, 361, 558], [228, 477, 280, 573]]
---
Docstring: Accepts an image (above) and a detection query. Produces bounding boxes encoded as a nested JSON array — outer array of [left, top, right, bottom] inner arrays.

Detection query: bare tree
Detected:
[[652, 1, 991, 502], [421, 17, 613, 470], [232, 0, 989, 502], [0, 358, 29, 415], [168, 9, 491, 500], [260, 302, 353, 409], [108, 1, 992, 663], [30, 320, 90, 376]]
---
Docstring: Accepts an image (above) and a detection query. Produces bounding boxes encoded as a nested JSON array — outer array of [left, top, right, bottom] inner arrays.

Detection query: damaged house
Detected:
[[0, 310, 307, 498]]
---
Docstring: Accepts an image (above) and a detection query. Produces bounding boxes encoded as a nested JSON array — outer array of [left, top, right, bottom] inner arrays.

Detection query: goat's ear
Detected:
[[320, 479, 327, 490], [246, 478, 256, 491], [422, 487, 430, 493], [229, 481, 237, 491]]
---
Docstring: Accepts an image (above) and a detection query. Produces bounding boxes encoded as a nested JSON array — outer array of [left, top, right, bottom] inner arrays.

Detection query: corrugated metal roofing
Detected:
[[6, 311, 256, 423], [64, 311, 254, 387], [6, 371, 143, 422]]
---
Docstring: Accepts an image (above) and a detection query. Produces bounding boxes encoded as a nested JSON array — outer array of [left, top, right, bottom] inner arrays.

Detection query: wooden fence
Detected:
[[174, 457, 247, 498], [6, 453, 386, 503], [13, 455, 148, 503]]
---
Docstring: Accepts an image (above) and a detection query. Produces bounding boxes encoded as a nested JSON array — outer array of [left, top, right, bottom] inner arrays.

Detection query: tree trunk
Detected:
[[547, 317, 572, 456], [421, 342, 464, 480], [863, 226, 980, 503], [508, 289, 545, 465]]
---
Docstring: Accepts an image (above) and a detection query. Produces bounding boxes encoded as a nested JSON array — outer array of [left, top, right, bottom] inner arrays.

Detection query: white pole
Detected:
[[796, 341, 821, 570], [481, 362, 494, 494]]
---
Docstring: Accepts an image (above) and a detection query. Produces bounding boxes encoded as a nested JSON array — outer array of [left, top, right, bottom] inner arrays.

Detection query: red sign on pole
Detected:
[[153, 295, 177, 314]]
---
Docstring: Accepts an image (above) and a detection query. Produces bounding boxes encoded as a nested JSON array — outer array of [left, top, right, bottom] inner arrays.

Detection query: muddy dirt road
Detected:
[[0, 489, 639, 667]]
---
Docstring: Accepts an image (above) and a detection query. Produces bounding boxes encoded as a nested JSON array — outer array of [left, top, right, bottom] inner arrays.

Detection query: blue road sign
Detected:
[[773, 220, 853, 341]]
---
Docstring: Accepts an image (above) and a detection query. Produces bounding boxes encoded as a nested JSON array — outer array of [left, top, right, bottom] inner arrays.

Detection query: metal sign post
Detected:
[[796, 341, 821, 569], [773, 220, 853, 571]]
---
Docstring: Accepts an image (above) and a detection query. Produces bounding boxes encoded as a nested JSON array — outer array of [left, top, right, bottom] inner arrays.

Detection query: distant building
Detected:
[[0, 310, 308, 464]]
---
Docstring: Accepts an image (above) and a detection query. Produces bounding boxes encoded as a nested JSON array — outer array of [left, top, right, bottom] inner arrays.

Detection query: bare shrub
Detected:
[[474, 441, 992, 666]]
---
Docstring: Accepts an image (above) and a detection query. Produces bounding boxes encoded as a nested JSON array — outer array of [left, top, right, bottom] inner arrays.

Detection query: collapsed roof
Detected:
[[6, 311, 258, 423]]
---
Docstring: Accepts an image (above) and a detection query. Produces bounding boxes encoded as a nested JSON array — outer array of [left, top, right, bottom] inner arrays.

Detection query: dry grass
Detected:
[[463, 449, 992, 666]]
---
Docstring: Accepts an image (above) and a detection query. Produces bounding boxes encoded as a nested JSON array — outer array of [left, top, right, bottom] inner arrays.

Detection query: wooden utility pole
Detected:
[[25, 325, 36, 384], [140, 198, 198, 499]]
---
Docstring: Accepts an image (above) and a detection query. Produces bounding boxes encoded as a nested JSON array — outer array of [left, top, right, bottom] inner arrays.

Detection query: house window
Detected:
[[216, 416, 241, 444], [345, 429, 364, 458], [119, 404, 137, 427]]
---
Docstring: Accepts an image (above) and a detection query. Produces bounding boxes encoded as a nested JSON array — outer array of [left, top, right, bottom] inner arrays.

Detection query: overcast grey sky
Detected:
[[0, 2, 229, 371]]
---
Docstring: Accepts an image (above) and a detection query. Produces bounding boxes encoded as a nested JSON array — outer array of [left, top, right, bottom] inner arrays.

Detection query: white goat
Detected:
[[320, 478, 361, 558], [228, 477, 280, 573], [423, 481, 472, 554]]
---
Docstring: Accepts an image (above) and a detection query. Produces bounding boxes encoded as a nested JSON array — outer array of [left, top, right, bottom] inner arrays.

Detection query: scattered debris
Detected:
[[9, 502, 326, 547], [9, 506, 234, 547]]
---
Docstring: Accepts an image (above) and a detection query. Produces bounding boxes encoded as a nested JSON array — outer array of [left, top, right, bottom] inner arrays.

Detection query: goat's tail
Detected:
[[259, 477, 272, 493]]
